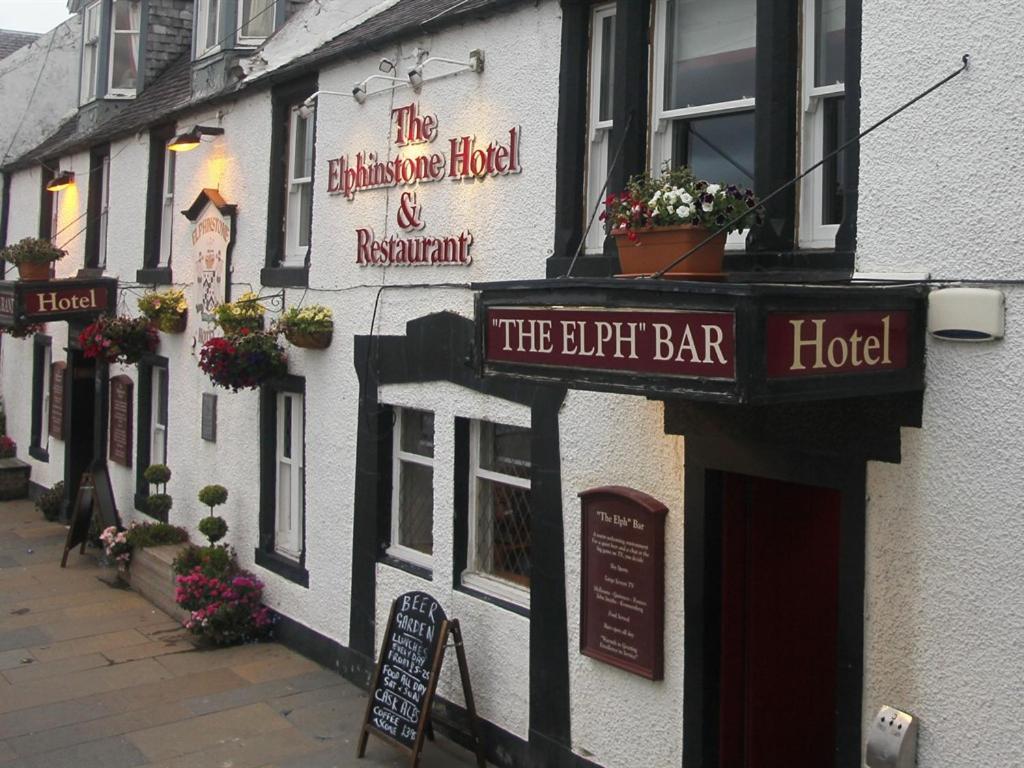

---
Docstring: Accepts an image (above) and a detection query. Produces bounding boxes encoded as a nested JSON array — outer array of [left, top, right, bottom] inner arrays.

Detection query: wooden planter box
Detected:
[[0, 458, 31, 499], [128, 543, 190, 624]]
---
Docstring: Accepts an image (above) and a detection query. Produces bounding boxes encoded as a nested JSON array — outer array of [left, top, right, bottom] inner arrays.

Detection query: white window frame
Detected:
[[237, 0, 274, 45], [387, 407, 435, 571], [39, 346, 52, 455], [158, 141, 175, 267], [283, 104, 314, 265], [106, 0, 140, 98], [799, 0, 845, 249], [97, 153, 110, 268], [650, 0, 756, 249], [150, 367, 167, 467], [583, 3, 616, 254], [80, 1, 101, 104], [194, 0, 222, 58], [274, 391, 304, 561], [463, 419, 532, 609]]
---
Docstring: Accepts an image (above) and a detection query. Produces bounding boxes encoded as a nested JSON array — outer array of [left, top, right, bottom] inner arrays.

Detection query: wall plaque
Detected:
[[580, 486, 667, 680], [201, 393, 217, 442], [48, 361, 67, 440], [108, 375, 133, 466]]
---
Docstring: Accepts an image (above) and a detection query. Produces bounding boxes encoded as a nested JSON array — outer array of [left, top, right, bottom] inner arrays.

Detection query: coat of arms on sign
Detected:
[[182, 189, 236, 349]]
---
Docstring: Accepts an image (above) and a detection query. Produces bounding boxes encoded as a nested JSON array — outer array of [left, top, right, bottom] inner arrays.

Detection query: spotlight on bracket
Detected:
[[168, 125, 225, 152], [379, 57, 396, 74], [46, 170, 75, 192], [352, 83, 367, 104], [408, 66, 424, 92]]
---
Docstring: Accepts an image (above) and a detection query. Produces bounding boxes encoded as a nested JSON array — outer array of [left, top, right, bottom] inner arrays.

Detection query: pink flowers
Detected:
[[175, 565, 273, 644], [99, 525, 132, 564]]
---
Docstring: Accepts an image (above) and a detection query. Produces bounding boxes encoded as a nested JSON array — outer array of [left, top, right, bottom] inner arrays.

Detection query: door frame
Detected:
[[681, 437, 866, 768]]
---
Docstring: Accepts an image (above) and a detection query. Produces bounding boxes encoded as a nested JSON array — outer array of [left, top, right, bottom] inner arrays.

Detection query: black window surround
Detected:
[[262, 75, 317, 288], [0, 172, 10, 279], [138, 123, 176, 285], [134, 354, 168, 517], [39, 165, 55, 241], [85, 143, 110, 269], [547, 0, 862, 280], [256, 374, 309, 587], [30, 335, 52, 462]]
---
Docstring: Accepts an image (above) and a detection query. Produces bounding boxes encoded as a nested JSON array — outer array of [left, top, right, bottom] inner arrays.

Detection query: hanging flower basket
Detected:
[[278, 305, 333, 350], [79, 315, 159, 365], [198, 330, 287, 392], [138, 288, 188, 334], [213, 292, 266, 336], [0, 322, 46, 340]]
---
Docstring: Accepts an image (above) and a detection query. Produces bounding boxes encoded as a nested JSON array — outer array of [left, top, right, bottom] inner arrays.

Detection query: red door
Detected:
[[718, 473, 841, 768]]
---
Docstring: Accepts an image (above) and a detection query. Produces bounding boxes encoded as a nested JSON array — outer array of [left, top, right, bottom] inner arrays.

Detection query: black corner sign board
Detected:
[[357, 591, 486, 768], [60, 463, 121, 568]]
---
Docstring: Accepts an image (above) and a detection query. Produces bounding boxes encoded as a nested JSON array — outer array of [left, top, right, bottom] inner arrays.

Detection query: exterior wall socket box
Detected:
[[866, 705, 918, 768]]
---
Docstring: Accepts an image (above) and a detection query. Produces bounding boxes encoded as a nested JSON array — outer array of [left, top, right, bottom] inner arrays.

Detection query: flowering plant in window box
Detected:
[[0, 322, 46, 339], [138, 288, 188, 333], [277, 304, 333, 350], [0, 237, 65, 280], [213, 291, 265, 336], [198, 330, 287, 392], [79, 315, 159, 365], [602, 167, 761, 277]]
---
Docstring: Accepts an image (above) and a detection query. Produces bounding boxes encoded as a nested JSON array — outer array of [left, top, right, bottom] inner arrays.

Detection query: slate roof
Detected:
[[3, 0, 530, 171], [0, 29, 40, 60]]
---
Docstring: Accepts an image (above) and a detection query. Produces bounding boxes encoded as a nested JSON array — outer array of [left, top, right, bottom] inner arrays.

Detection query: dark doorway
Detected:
[[62, 349, 97, 520], [718, 473, 840, 767]]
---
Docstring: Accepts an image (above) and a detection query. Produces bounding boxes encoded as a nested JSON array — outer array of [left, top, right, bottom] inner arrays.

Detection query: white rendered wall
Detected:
[[859, 2, 1024, 765]]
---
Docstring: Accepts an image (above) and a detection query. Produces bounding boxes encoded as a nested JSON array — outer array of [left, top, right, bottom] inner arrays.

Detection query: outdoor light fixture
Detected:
[[379, 57, 396, 74], [350, 74, 405, 104], [168, 125, 225, 152], [45, 170, 75, 192], [406, 49, 485, 92]]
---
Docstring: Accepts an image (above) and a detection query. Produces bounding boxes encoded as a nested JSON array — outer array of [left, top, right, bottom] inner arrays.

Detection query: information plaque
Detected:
[[579, 486, 668, 680], [108, 375, 133, 466]]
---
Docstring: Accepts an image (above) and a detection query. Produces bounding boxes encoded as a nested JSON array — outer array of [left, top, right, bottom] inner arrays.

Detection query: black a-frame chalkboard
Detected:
[[357, 591, 485, 767], [60, 463, 120, 568]]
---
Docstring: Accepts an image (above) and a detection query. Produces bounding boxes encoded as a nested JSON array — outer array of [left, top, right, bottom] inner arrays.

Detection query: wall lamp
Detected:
[[407, 49, 485, 92], [45, 170, 75, 192], [351, 74, 405, 104], [168, 125, 225, 152]]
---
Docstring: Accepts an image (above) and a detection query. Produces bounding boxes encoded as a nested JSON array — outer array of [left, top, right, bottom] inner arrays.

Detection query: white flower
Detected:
[[702, 201, 714, 212], [680, 192, 693, 205], [677, 207, 690, 220], [706, 184, 721, 194], [667, 205, 675, 214]]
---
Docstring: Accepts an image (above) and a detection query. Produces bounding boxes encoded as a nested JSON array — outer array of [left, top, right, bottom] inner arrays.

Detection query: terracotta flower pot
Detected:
[[613, 225, 727, 278], [284, 328, 332, 350], [16, 262, 51, 281]]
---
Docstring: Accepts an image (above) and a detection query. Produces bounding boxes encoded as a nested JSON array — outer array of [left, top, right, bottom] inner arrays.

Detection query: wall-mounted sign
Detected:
[[580, 486, 667, 680], [477, 282, 926, 404], [326, 102, 522, 268], [0, 278, 117, 327], [183, 189, 235, 348], [108, 375, 133, 467], [486, 306, 736, 380], [201, 393, 217, 442], [48, 361, 67, 440]]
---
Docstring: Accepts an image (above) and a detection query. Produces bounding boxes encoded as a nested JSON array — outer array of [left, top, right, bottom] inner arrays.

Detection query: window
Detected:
[[86, 145, 110, 269], [39, 166, 58, 242], [800, 0, 846, 247], [135, 357, 168, 516], [284, 103, 314, 265], [195, 0, 221, 57], [107, 0, 140, 97], [143, 126, 176, 278], [651, 0, 756, 248], [464, 420, 532, 606], [258, 376, 307, 584], [238, 0, 274, 43], [80, 1, 101, 103], [388, 407, 435, 569], [274, 391, 304, 560], [583, 4, 616, 254], [265, 77, 316, 285], [30, 336, 52, 462]]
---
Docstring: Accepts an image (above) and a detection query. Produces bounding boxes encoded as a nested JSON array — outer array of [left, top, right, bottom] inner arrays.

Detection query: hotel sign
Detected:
[[0, 278, 116, 327], [477, 282, 926, 404]]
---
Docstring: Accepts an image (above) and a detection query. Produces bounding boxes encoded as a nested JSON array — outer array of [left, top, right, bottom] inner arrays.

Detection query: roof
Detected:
[[3, 0, 532, 171], [0, 30, 40, 61]]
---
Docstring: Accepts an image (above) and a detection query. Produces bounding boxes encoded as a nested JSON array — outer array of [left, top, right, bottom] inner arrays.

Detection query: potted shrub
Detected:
[[36, 481, 64, 521], [0, 237, 65, 281], [143, 463, 173, 520], [277, 304, 333, 349], [213, 291, 265, 336], [138, 288, 188, 333], [602, 166, 761, 278], [79, 315, 159, 365], [198, 330, 287, 391], [197, 484, 228, 544]]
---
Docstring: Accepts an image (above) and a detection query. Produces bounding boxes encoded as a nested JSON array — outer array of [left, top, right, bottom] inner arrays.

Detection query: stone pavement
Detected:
[[0, 500, 481, 768]]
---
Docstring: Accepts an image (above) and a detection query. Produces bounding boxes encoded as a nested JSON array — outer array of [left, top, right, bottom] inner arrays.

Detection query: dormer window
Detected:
[[238, 0, 274, 43], [195, 0, 221, 57], [79, 0, 141, 103], [194, 0, 275, 59]]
